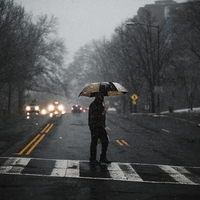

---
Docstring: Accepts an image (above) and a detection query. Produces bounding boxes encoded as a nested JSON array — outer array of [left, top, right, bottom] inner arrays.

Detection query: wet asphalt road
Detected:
[[0, 112, 200, 199]]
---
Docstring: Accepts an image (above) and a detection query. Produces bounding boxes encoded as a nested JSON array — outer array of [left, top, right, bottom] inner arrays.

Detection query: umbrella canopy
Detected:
[[78, 82, 128, 97]]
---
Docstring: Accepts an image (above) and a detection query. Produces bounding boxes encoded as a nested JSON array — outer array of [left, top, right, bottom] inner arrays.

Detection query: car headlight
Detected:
[[48, 105, 54, 111], [26, 106, 30, 111], [41, 109, 46, 115], [35, 106, 39, 111], [58, 105, 63, 111]]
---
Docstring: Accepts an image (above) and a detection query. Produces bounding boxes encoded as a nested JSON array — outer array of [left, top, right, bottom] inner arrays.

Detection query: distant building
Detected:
[[137, 0, 185, 22], [135, 0, 187, 45]]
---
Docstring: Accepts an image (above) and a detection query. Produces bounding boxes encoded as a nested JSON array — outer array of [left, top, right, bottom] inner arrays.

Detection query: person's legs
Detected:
[[99, 128, 109, 161], [90, 127, 98, 161]]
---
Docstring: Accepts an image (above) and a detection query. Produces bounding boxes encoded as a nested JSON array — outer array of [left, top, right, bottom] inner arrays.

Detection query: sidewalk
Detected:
[[110, 109, 200, 127]]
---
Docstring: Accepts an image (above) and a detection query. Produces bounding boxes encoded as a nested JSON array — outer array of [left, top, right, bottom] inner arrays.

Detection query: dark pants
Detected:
[[90, 126, 109, 160]]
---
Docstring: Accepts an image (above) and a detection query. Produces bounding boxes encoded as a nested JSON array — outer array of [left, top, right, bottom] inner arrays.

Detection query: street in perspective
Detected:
[[1, 0, 200, 199], [0, 111, 200, 199]]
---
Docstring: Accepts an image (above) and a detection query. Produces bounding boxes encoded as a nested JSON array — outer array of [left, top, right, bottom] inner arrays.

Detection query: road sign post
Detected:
[[131, 94, 138, 113]]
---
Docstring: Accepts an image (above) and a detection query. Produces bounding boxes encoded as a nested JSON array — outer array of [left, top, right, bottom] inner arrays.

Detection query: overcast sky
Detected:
[[14, 0, 186, 66]]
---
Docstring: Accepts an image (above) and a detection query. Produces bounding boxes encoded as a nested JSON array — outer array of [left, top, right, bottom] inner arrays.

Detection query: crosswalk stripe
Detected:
[[173, 166, 200, 184], [0, 157, 200, 185], [0, 158, 31, 174], [3, 157, 20, 165], [50, 160, 68, 177], [159, 165, 197, 185], [9, 158, 31, 174], [121, 163, 143, 182], [65, 160, 79, 178], [0, 165, 13, 174], [0, 158, 20, 174], [107, 163, 126, 180], [50, 160, 80, 177]]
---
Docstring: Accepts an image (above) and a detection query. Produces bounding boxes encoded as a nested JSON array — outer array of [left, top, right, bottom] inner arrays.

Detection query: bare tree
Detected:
[[170, 1, 200, 110], [0, 0, 67, 114], [116, 9, 172, 113]]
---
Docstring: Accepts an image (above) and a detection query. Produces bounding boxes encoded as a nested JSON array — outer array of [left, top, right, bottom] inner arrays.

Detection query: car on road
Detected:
[[71, 105, 83, 113], [25, 103, 40, 115], [107, 107, 117, 113], [48, 102, 65, 116]]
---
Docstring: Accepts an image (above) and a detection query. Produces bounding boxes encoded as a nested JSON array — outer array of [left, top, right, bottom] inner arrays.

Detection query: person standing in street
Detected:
[[88, 92, 111, 165]]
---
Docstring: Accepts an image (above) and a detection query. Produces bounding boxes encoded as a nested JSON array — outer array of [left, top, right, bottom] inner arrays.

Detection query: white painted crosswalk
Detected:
[[50, 160, 80, 177], [159, 165, 195, 185], [0, 157, 200, 185]]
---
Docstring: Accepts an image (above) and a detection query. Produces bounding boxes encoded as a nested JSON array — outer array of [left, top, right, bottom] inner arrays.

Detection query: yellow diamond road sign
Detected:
[[131, 94, 138, 101]]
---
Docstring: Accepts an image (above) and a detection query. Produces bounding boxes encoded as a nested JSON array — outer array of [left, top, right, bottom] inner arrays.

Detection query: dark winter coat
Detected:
[[88, 99, 105, 128]]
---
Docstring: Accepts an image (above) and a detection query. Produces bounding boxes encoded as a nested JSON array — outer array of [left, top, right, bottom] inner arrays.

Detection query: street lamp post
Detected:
[[126, 21, 160, 114]]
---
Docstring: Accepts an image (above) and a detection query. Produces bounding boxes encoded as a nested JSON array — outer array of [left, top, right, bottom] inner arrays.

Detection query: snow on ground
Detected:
[[161, 107, 200, 114]]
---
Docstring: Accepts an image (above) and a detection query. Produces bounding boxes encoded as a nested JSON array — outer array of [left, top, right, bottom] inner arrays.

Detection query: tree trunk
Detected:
[[151, 89, 156, 113], [18, 86, 25, 114], [7, 82, 12, 115]]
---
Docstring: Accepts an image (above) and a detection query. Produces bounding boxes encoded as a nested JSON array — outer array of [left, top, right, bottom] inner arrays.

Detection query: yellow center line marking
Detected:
[[121, 140, 129, 146], [116, 140, 123, 146], [41, 123, 50, 133], [18, 134, 41, 155], [26, 134, 46, 155], [45, 123, 54, 133], [107, 126, 111, 130]]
